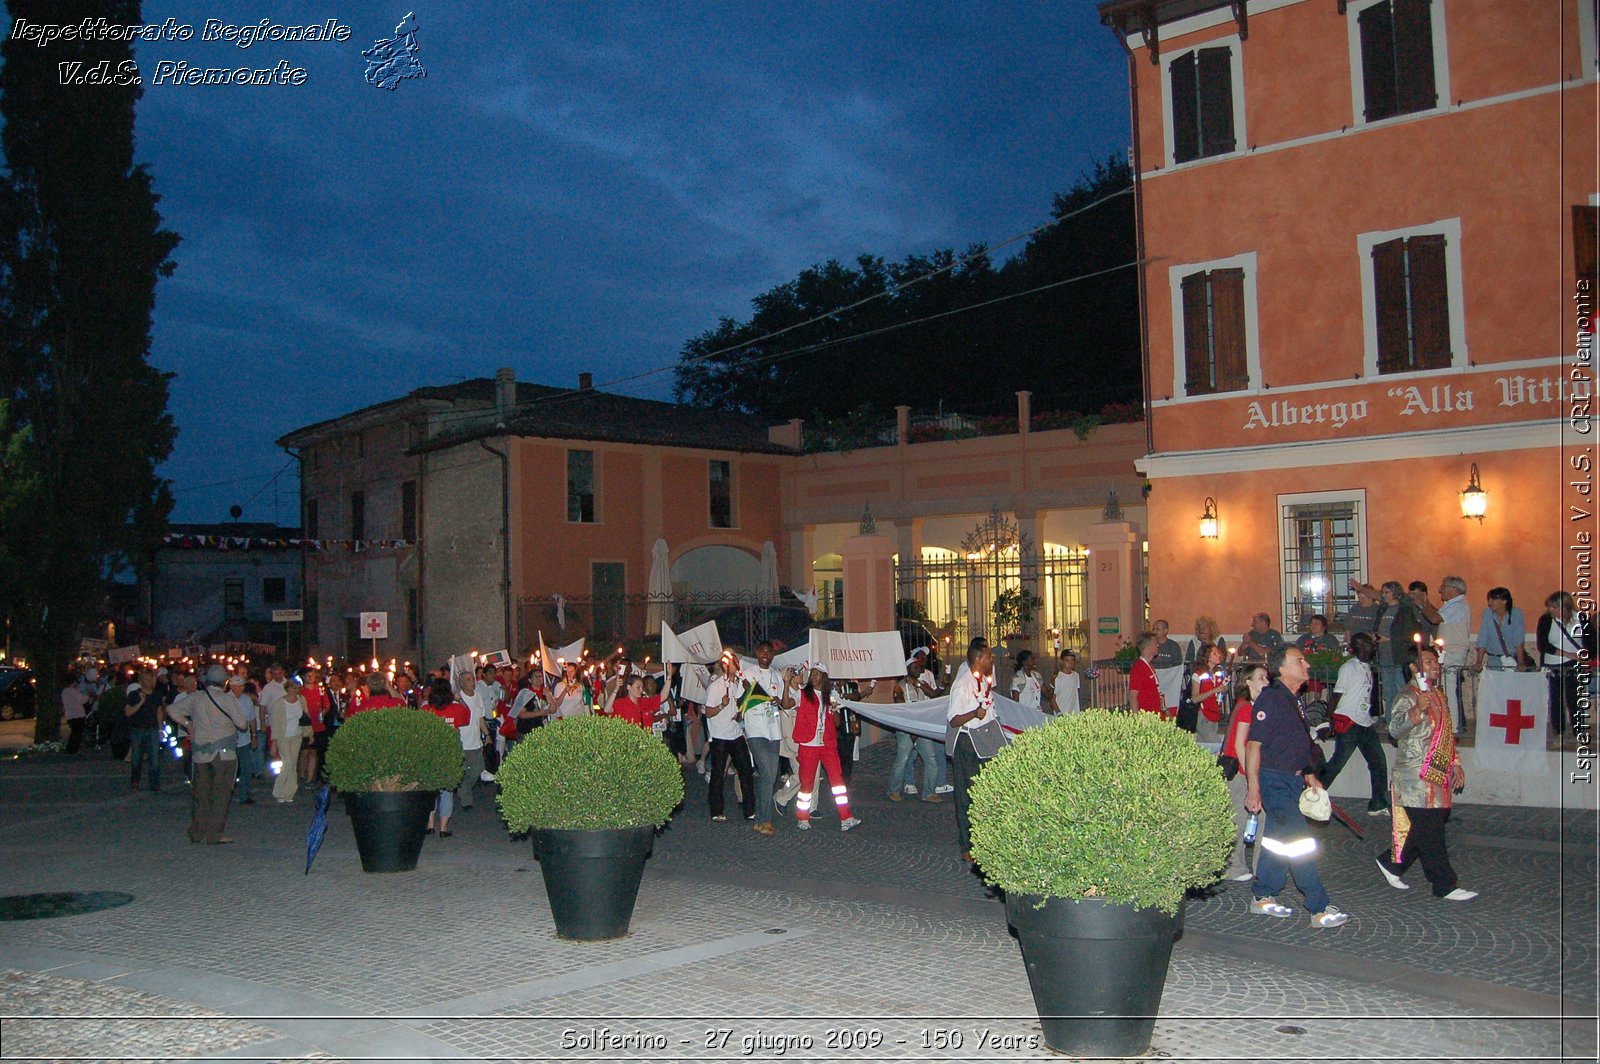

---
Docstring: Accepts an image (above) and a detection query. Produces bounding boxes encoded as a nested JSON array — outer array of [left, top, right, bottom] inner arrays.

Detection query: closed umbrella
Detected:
[[759, 541, 779, 602], [304, 784, 333, 875], [646, 538, 673, 634]]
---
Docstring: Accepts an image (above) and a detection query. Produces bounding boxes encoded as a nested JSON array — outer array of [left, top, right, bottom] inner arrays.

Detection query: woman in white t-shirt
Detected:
[[1010, 651, 1044, 711], [551, 661, 590, 719]]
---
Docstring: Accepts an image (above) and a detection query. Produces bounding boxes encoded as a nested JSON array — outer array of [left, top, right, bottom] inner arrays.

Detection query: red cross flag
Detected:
[[359, 612, 389, 640], [1474, 670, 1548, 774]]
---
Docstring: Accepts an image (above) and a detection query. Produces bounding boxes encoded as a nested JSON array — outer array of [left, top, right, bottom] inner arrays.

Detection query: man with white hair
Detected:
[[1436, 576, 1472, 732], [165, 664, 249, 844]]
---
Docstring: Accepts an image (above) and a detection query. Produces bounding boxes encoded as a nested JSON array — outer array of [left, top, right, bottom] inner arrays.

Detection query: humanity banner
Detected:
[[807, 629, 906, 680]]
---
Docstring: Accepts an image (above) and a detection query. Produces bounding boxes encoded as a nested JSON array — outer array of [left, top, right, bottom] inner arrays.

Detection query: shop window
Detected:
[[1279, 492, 1366, 637], [1165, 42, 1239, 165], [709, 460, 733, 529], [262, 577, 286, 605], [1179, 267, 1249, 395], [223, 578, 245, 623], [567, 450, 596, 523], [1351, 0, 1442, 124], [1368, 230, 1454, 374]]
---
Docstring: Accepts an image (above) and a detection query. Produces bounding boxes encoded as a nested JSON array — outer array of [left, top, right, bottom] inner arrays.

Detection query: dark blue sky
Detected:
[[116, 3, 1129, 522]]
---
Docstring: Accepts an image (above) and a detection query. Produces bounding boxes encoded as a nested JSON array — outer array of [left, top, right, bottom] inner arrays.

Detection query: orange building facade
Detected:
[[1100, 0, 1595, 639]]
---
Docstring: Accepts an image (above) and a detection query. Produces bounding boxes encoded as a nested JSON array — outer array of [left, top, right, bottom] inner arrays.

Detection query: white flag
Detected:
[[539, 634, 586, 677], [808, 629, 906, 680], [678, 662, 713, 704], [1156, 665, 1186, 712], [1474, 670, 1548, 774], [662, 620, 723, 664]]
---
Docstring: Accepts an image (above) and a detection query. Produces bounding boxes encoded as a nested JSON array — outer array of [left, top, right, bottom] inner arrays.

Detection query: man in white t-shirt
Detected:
[[454, 670, 493, 811], [1316, 632, 1389, 816], [739, 642, 793, 837], [1436, 575, 1472, 732], [946, 642, 998, 861], [703, 658, 755, 823]]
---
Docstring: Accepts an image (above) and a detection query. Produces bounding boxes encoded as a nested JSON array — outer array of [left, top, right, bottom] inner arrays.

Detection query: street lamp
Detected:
[[1199, 497, 1219, 539], [1459, 463, 1487, 522]]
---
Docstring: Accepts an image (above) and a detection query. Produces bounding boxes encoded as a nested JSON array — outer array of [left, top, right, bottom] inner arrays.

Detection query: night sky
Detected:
[[96, 3, 1129, 522]]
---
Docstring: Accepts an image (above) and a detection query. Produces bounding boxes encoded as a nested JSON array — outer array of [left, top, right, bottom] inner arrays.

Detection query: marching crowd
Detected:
[[55, 570, 1588, 929]]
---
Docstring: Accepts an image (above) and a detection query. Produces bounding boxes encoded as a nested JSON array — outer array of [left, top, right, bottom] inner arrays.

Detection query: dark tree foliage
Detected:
[[674, 155, 1137, 422], [0, 0, 179, 740]]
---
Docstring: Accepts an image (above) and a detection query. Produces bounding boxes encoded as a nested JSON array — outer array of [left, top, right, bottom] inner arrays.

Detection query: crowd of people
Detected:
[[53, 572, 1587, 925]]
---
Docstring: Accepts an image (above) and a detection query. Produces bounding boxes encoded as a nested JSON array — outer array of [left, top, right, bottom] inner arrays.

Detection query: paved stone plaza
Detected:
[[0, 744, 1594, 1063]]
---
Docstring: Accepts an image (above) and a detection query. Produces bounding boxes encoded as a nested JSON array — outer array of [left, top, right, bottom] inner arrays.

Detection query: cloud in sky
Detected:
[[108, 1, 1129, 522]]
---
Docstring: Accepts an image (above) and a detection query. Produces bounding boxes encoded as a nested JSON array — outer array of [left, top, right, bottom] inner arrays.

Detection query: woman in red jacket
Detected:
[[792, 665, 860, 832], [610, 671, 666, 731]]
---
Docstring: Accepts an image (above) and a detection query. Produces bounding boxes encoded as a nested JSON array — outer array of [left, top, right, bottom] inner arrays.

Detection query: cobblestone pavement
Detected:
[[0, 745, 1594, 1063]]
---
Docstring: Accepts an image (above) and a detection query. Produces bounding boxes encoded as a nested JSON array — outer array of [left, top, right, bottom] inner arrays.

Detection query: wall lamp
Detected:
[[1199, 497, 1219, 539], [1459, 463, 1487, 523]]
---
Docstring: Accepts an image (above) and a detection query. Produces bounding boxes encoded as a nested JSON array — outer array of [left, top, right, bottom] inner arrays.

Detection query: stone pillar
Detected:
[[1016, 508, 1044, 648], [1083, 520, 1143, 661], [841, 533, 897, 744]]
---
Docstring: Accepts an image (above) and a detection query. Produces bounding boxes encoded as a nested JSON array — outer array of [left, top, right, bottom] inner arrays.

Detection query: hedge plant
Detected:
[[325, 706, 464, 793], [968, 708, 1234, 915], [497, 715, 684, 833]]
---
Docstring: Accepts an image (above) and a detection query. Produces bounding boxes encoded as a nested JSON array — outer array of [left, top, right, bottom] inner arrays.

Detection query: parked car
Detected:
[[0, 667, 38, 720]]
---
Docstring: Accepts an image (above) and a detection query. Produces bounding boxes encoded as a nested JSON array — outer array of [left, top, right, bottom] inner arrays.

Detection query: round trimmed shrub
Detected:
[[969, 708, 1235, 915], [497, 715, 684, 833], [325, 706, 464, 793]]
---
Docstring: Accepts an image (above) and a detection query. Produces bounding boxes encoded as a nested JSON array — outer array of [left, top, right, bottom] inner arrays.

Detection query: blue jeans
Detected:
[[1252, 768, 1330, 914], [128, 727, 162, 791], [1380, 665, 1404, 715], [890, 731, 945, 794], [1318, 723, 1389, 810], [234, 741, 258, 802], [747, 736, 780, 826]]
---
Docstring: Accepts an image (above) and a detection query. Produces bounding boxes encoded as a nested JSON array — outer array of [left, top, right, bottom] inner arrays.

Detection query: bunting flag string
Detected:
[[159, 533, 419, 552]]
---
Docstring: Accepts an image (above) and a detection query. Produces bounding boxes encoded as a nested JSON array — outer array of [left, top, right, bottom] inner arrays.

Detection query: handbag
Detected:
[[1298, 786, 1331, 821], [963, 717, 1008, 760], [1330, 713, 1355, 735]]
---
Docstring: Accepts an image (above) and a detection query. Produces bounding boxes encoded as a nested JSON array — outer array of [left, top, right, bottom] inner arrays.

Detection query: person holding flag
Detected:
[[739, 642, 795, 837], [792, 664, 860, 833]]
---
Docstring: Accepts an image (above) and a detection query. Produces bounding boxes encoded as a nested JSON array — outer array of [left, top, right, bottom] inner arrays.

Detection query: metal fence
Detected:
[[515, 589, 802, 654], [894, 548, 1088, 654]]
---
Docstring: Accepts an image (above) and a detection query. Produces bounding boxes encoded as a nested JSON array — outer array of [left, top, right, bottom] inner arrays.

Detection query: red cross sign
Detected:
[[358, 612, 388, 640], [1490, 699, 1535, 745]]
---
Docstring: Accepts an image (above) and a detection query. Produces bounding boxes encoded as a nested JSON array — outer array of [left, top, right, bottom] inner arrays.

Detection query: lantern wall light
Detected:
[[1199, 497, 1219, 539], [1459, 463, 1487, 523]]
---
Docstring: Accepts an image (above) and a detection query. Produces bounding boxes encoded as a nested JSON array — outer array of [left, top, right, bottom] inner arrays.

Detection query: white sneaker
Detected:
[[1376, 859, 1410, 891], [1442, 888, 1478, 902], [795, 820, 810, 831], [1229, 872, 1255, 882], [902, 784, 918, 794], [840, 816, 861, 832], [934, 784, 954, 795], [1309, 905, 1349, 928]]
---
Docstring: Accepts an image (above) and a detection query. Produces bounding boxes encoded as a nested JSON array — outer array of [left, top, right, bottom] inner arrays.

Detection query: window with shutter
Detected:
[[1169, 46, 1235, 164], [1356, 0, 1438, 123], [1372, 233, 1454, 374], [1181, 272, 1213, 393], [1180, 268, 1250, 396]]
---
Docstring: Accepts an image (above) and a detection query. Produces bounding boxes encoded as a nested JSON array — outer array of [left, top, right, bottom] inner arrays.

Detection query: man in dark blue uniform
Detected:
[[1244, 646, 1349, 928]]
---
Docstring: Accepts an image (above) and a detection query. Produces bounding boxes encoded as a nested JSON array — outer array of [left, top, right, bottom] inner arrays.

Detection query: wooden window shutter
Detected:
[[1372, 238, 1409, 373], [1574, 205, 1599, 296], [1197, 47, 1236, 158], [1181, 272, 1213, 394], [1392, 0, 1437, 114], [1358, 1, 1398, 122], [1209, 268, 1249, 391], [1405, 234, 1451, 369], [1170, 50, 1200, 164]]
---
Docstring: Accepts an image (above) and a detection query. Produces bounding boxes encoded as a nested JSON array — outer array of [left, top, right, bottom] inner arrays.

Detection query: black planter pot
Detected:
[[532, 825, 655, 940], [1005, 894, 1181, 1058], [344, 791, 435, 873]]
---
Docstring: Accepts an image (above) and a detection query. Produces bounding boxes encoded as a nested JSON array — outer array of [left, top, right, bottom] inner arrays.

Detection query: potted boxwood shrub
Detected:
[[969, 709, 1235, 1058], [325, 706, 464, 873], [497, 715, 684, 940]]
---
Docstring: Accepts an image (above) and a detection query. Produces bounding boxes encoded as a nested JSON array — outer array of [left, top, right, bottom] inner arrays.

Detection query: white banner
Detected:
[[1157, 665, 1186, 711], [538, 634, 585, 677], [845, 691, 1049, 743], [808, 629, 906, 680], [1474, 670, 1549, 774], [107, 645, 140, 665], [662, 620, 723, 664], [678, 662, 714, 704]]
